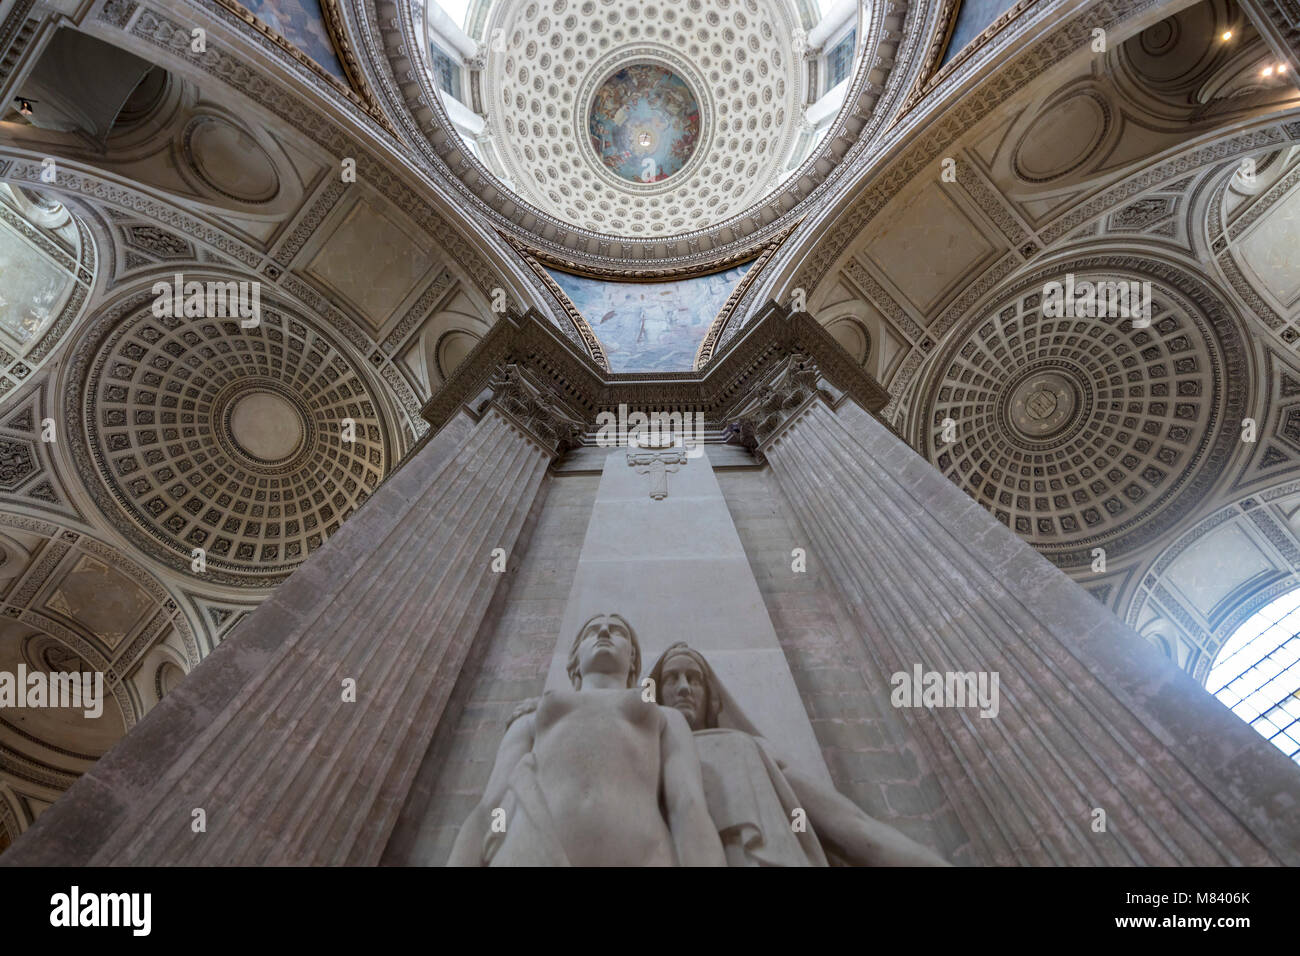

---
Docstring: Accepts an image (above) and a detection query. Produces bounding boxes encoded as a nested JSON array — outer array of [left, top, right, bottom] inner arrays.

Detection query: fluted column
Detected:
[[736, 358, 1300, 866], [1, 370, 578, 866]]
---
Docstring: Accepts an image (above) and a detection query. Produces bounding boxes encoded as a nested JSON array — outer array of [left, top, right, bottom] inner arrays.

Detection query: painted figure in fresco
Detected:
[[588, 65, 700, 182], [547, 264, 751, 372]]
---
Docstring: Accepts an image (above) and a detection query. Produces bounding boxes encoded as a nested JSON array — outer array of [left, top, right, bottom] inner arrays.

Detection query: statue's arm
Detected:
[[446, 711, 536, 867], [757, 739, 950, 867], [659, 707, 726, 867]]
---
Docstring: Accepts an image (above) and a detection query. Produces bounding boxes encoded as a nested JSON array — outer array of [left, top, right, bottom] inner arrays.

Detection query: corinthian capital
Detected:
[[487, 364, 588, 454], [725, 352, 827, 458]]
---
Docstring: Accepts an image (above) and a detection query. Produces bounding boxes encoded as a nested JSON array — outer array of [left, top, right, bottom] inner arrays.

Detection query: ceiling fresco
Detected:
[[240, 0, 348, 82], [587, 65, 701, 184], [545, 264, 751, 372]]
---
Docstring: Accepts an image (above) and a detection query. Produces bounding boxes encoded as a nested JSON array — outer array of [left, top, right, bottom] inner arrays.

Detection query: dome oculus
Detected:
[[587, 65, 700, 184]]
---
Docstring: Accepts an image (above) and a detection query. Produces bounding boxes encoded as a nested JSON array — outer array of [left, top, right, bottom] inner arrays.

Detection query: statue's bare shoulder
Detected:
[[659, 701, 692, 736]]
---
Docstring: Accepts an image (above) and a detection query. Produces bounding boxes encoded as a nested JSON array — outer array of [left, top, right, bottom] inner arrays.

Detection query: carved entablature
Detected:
[[418, 303, 890, 463]]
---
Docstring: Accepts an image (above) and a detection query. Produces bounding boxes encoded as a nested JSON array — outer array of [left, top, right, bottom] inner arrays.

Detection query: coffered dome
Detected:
[[64, 294, 394, 588], [912, 264, 1248, 569], [480, 0, 805, 236]]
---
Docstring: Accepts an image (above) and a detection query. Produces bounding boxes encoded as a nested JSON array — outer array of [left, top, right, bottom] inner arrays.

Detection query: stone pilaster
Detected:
[[0, 371, 581, 866], [732, 363, 1300, 866]]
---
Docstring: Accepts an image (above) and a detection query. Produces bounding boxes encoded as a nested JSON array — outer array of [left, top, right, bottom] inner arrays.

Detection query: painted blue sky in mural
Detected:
[[547, 265, 750, 373], [241, 0, 348, 83], [588, 66, 701, 183], [941, 0, 1018, 66]]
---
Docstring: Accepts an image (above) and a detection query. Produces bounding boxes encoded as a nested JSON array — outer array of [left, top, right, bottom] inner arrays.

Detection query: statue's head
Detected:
[[646, 642, 720, 731], [567, 613, 641, 690]]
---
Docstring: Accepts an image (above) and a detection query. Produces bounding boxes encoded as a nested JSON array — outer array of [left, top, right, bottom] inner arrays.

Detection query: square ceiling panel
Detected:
[[861, 187, 998, 315], [306, 197, 435, 333]]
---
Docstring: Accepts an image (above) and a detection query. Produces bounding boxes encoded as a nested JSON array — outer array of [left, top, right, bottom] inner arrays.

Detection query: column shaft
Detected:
[[762, 398, 1299, 865], [1, 407, 553, 866]]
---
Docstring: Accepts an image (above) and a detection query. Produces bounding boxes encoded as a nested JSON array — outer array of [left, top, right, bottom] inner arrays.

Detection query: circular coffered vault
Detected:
[[481, 0, 804, 237], [64, 292, 394, 587], [912, 262, 1249, 568]]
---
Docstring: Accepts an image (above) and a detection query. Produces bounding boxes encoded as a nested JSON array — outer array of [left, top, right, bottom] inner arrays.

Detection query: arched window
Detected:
[[1208, 589, 1300, 765]]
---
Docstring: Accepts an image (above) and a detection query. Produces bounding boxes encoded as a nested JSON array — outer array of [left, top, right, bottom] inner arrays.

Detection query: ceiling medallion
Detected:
[[214, 381, 313, 468], [587, 64, 701, 184], [1001, 365, 1088, 444]]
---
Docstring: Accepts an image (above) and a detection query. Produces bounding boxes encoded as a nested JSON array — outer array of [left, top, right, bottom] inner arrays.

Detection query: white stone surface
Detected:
[[545, 446, 832, 782], [229, 392, 304, 461]]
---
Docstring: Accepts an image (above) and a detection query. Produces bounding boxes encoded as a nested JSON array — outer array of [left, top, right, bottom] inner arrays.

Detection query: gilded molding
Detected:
[[903, 0, 1038, 116], [504, 234, 610, 372], [694, 222, 800, 370], [208, 0, 394, 134]]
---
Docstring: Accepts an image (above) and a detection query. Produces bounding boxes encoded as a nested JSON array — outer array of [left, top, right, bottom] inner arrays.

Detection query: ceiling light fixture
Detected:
[[1221, 30, 1233, 41], [1262, 66, 1274, 77], [13, 97, 34, 116]]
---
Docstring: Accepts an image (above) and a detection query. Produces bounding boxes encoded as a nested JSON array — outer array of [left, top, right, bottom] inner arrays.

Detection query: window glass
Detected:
[[431, 44, 461, 100], [826, 29, 856, 91], [1208, 589, 1300, 765]]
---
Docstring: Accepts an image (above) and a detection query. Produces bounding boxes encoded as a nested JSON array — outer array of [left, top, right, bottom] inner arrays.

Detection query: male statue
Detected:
[[448, 615, 725, 866], [646, 641, 951, 866]]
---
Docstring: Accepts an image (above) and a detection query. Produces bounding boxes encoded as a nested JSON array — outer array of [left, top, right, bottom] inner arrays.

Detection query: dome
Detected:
[[477, 0, 806, 237]]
